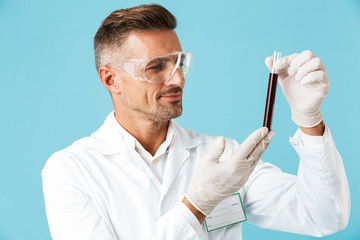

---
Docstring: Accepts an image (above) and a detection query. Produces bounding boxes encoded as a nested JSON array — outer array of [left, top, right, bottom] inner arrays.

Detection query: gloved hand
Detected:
[[185, 127, 275, 216], [265, 50, 329, 127]]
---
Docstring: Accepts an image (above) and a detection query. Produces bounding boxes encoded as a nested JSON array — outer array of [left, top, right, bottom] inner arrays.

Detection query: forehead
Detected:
[[121, 30, 182, 59]]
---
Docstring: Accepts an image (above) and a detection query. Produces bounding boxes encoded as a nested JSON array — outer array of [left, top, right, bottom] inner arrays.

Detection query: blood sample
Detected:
[[263, 51, 281, 130]]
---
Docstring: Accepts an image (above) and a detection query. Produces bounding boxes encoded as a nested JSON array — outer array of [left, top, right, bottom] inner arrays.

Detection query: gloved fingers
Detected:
[[245, 133, 274, 177], [288, 50, 315, 76], [295, 57, 325, 81], [265, 53, 298, 73], [300, 70, 328, 85], [204, 136, 226, 163], [246, 130, 275, 163], [232, 127, 269, 160], [300, 71, 330, 96], [249, 152, 261, 171], [265, 57, 273, 71], [248, 132, 273, 170]]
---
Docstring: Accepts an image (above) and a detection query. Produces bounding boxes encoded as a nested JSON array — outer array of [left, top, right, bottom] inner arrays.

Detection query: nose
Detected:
[[165, 67, 185, 86]]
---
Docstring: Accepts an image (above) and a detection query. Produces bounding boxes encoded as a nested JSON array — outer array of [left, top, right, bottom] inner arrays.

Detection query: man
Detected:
[[42, 4, 350, 240]]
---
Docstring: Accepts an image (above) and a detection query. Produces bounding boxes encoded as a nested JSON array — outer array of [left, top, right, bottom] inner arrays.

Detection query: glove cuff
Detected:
[[291, 110, 323, 128], [184, 192, 208, 216], [185, 185, 219, 216]]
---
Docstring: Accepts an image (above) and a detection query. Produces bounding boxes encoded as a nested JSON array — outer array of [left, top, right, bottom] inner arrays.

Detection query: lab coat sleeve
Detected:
[[42, 153, 201, 240], [143, 202, 201, 240], [242, 127, 350, 237]]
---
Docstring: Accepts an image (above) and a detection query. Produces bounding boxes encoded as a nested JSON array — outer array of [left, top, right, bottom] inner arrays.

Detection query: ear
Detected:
[[98, 66, 121, 94]]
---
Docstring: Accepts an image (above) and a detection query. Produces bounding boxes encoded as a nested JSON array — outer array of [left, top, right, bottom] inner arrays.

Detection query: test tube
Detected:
[[263, 51, 281, 130]]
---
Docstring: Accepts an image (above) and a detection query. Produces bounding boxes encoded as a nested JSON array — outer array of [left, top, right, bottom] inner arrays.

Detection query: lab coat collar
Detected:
[[171, 120, 201, 149], [90, 111, 201, 155]]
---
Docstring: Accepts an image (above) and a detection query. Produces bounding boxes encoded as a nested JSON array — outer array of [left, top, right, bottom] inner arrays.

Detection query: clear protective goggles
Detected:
[[111, 51, 194, 84]]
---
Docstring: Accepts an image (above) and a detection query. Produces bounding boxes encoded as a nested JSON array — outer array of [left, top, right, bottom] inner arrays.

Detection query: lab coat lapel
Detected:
[[160, 138, 190, 199], [90, 112, 161, 191], [160, 121, 201, 199]]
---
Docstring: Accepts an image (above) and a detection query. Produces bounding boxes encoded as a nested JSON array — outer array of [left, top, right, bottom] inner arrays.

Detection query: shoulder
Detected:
[[42, 112, 118, 177], [42, 136, 94, 179]]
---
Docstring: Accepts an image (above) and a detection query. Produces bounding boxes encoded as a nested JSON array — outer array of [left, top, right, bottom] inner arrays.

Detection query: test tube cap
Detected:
[[271, 51, 282, 74]]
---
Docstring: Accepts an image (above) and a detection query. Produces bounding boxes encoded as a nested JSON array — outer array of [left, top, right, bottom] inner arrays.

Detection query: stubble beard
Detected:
[[147, 86, 184, 122], [123, 86, 184, 123], [152, 100, 183, 122], [122, 96, 182, 123]]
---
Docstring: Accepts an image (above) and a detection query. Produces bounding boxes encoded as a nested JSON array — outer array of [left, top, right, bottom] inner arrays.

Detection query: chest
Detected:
[[76, 147, 197, 238]]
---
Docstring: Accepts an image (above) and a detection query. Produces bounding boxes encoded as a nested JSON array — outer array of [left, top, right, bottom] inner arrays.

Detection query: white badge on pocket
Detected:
[[204, 193, 247, 232]]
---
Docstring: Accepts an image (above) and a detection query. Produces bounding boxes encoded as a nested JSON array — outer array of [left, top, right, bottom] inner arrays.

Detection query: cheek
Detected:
[[119, 76, 161, 106], [118, 80, 138, 103], [128, 83, 159, 106], [146, 88, 160, 105], [129, 87, 148, 104]]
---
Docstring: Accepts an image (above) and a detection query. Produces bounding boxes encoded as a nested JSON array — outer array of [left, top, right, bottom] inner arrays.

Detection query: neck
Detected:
[[114, 109, 169, 156]]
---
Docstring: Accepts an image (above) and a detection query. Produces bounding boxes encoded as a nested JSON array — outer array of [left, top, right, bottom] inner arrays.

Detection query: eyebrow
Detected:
[[154, 57, 170, 62]]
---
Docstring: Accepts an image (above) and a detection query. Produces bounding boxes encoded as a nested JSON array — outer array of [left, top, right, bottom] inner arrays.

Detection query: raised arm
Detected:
[[243, 126, 350, 236]]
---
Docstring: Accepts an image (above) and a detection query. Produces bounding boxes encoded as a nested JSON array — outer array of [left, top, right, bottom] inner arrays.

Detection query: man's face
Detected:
[[113, 30, 185, 122]]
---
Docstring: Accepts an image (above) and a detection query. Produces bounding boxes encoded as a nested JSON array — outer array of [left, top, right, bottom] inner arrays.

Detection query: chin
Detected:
[[171, 110, 183, 119], [153, 106, 183, 122]]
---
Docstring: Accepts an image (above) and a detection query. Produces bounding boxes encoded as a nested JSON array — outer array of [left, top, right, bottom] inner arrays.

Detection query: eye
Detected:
[[146, 62, 165, 71], [147, 64, 162, 70], [146, 58, 168, 71], [179, 55, 186, 68], [178, 61, 186, 71]]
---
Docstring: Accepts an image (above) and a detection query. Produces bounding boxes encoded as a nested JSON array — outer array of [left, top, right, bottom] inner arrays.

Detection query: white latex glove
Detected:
[[185, 127, 275, 216], [265, 50, 329, 127]]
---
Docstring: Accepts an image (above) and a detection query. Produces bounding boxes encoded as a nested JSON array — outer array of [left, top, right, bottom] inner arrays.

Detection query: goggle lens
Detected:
[[144, 52, 193, 83]]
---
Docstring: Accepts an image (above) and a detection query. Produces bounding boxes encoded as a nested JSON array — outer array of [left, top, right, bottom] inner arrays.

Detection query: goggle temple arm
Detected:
[[135, 60, 143, 81], [121, 60, 143, 81]]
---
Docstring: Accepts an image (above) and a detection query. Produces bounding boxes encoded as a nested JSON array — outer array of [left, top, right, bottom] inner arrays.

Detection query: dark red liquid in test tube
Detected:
[[263, 73, 279, 130]]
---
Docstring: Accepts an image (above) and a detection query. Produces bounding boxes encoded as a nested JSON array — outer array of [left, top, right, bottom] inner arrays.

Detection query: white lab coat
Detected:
[[42, 112, 350, 240]]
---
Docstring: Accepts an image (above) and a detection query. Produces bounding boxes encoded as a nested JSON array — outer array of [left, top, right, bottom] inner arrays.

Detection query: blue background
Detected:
[[1, 0, 359, 239]]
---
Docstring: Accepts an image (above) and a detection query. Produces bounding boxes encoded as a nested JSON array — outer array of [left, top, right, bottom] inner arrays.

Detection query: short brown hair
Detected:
[[94, 4, 177, 71]]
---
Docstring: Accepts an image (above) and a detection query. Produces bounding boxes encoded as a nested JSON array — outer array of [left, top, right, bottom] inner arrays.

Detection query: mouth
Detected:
[[158, 86, 183, 101], [160, 92, 182, 101]]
